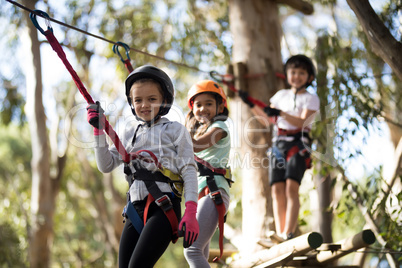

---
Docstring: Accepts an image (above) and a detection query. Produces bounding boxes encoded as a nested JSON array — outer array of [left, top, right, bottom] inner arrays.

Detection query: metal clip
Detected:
[[209, 190, 223, 205], [113, 41, 131, 63], [155, 195, 173, 212], [30, 10, 53, 35]]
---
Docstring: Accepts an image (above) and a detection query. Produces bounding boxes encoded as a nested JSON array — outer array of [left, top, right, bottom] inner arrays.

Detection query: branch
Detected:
[[274, 0, 314, 15], [346, 0, 402, 81], [383, 137, 402, 194], [336, 169, 399, 268], [372, 137, 402, 215]]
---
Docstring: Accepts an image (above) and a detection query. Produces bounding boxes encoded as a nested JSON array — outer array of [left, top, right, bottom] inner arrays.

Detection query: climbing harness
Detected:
[[194, 155, 233, 262], [122, 149, 183, 243], [271, 130, 312, 170], [194, 155, 232, 185]]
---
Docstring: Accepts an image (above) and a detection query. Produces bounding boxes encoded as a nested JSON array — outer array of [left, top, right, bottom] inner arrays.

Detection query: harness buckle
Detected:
[[155, 195, 173, 212], [209, 190, 223, 205]]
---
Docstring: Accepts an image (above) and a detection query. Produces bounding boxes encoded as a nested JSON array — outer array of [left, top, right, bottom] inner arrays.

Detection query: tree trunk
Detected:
[[23, 1, 53, 267], [346, 0, 402, 81], [229, 0, 284, 254], [314, 36, 333, 243]]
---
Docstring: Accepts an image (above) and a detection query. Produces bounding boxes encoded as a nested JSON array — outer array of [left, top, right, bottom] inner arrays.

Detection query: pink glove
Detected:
[[179, 201, 199, 248], [86, 101, 105, 136]]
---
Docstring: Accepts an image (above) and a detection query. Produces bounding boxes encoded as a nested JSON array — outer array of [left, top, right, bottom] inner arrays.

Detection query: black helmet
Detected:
[[125, 65, 174, 117], [284, 54, 316, 87]]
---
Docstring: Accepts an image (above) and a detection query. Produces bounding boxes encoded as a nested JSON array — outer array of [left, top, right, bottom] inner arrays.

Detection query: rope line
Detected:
[[6, 0, 394, 82], [5, 0, 207, 73], [6, 0, 281, 106], [6, 0, 273, 108]]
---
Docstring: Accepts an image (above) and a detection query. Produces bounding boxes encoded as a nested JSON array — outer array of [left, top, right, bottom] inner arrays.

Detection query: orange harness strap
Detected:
[[198, 187, 226, 262], [143, 193, 179, 243]]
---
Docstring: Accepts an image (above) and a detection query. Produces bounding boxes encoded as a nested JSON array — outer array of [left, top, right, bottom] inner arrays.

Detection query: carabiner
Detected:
[[209, 70, 223, 83], [210, 71, 234, 84], [113, 42, 131, 63], [29, 10, 53, 36]]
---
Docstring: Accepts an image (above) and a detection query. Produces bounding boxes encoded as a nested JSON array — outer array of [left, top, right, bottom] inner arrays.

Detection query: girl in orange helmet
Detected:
[[184, 80, 232, 267]]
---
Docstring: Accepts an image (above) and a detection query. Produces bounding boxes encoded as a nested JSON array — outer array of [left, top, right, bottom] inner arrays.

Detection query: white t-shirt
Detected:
[[270, 89, 320, 131]]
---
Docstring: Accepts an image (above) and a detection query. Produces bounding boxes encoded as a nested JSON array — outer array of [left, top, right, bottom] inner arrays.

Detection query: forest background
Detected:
[[0, 0, 401, 267]]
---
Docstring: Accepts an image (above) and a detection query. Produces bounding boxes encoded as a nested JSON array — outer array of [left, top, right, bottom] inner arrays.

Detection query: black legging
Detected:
[[119, 196, 181, 268]]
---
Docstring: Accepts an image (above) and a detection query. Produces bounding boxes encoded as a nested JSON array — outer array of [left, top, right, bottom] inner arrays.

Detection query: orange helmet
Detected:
[[187, 80, 227, 110]]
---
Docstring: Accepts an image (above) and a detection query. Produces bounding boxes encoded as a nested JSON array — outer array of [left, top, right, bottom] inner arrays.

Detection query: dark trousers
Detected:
[[119, 196, 181, 268]]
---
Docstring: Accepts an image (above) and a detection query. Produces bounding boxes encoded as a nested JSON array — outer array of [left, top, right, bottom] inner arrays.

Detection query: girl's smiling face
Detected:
[[286, 66, 312, 91], [130, 80, 164, 122], [192, 93, 224, 124]]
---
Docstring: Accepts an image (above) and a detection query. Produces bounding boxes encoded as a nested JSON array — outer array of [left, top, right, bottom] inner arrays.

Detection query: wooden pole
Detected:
[[315, 229, 376, 264], [230, 232, 323, 267], [226, 64, 235, 98], [234, 62, 247, 92], [263, 232, 323, 258]]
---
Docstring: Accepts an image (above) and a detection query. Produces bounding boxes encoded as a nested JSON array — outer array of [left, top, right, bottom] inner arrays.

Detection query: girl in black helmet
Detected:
[[239, 55, 320, 241], [87, 65, 199, 267]]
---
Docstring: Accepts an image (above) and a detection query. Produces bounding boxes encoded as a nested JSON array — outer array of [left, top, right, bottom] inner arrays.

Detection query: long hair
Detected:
[[185, 93, 229, 139]]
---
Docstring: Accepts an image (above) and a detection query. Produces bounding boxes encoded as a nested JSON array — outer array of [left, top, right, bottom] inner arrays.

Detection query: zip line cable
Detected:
[[5, 0, 271, 108], [8, 0, 400, 116], [5, 0, 207, 73], [6, 0, 394, 82], [7, 0, 289, 108]]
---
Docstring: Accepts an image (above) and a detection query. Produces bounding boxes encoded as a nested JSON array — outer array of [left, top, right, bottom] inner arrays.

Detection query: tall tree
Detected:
[[228, 0, 313, 255], [229, 0, 281, 255], [22, 0, 56, 266], [4, 0, 401, 266]]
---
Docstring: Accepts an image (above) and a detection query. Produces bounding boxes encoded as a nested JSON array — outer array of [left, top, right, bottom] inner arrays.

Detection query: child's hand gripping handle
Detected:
[[86, 101, 105, 135], [179, 201, 199, 248]]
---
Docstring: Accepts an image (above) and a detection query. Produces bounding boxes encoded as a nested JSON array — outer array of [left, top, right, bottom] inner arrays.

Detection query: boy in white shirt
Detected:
[[240, 55, 319, 241]]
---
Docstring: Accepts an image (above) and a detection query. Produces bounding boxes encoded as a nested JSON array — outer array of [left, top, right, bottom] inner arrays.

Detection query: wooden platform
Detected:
[[227, 229, 376, 268]]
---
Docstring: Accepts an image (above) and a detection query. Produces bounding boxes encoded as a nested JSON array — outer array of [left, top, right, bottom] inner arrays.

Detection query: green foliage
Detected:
[[0, 5, 26, 126], [0, 125, 32, 178], [332, 179, 367, 240], [0, 221, 28, 267], [49, 145, 122, 267], [0, 79, 26, 125], [0, 124, 31, 266], [1, 0, 401, 266], [333, 170, 402, 255]]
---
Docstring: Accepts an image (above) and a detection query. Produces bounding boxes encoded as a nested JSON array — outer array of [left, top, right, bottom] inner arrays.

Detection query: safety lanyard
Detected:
[[30, 10, 131, 163], [210, 70, 268, 108]]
